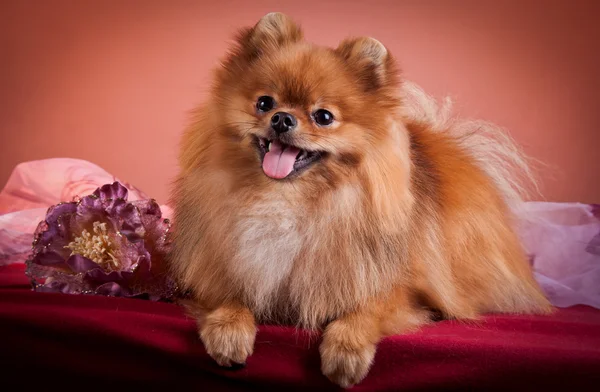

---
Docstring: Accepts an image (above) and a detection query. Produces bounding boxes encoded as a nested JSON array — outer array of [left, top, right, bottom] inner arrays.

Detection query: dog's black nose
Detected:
[[271, 112, 297, 134]]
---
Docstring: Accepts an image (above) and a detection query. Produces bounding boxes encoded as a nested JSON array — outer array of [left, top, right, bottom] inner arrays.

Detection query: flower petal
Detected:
[[133, 199, 162, 219], [66, 254, 102, 273], [132, 199, 172, 257], [83, 268, 133, 285], [31, 250, 67, 267], [45, 202, 77, 225], [95, 282, 129, 297], [115, 202, 144, 241], [79, 183, 130, 220], [36, 280, 72, 294], [35, 202, 77, 249], [93, 182, 129, 202], [110, 234, 150, 271]]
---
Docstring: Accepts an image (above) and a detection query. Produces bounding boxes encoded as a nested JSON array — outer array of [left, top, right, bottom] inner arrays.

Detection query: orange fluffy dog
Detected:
[[169, 13, 551, 388]]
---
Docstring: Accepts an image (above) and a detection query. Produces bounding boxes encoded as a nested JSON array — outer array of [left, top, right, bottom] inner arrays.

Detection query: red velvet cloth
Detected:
[[2, 264, 599, 391]]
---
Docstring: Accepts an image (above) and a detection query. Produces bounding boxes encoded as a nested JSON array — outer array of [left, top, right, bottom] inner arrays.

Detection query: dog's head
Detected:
[[203, 13, 404, 193]]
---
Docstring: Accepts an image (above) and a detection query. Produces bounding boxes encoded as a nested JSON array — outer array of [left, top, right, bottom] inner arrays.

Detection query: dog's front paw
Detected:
[[199, 306, 257, 367], [319, 326, 377, 388]]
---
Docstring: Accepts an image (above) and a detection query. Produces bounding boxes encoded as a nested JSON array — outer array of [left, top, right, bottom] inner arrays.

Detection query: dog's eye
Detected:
[[313, 109, 334, 126], [256, 96, 275, 112]]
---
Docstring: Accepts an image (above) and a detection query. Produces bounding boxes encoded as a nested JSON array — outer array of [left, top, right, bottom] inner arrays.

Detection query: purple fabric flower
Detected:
[[25, 182, 176, 301]]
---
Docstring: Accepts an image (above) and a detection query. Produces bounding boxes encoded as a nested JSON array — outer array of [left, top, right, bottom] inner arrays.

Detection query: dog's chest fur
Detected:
[[230, 199, 303, 312], [224, 184, 381, 323]]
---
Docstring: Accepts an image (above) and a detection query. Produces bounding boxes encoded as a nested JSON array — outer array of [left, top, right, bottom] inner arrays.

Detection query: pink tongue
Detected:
[[262, 140, 301, 179]]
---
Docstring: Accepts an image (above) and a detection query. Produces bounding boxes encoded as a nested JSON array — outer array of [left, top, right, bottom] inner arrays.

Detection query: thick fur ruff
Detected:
[[168, 13, 551, 388]]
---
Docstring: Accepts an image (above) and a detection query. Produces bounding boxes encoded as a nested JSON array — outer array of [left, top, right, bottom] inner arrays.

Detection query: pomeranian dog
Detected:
[[169, 12, 552, 388]]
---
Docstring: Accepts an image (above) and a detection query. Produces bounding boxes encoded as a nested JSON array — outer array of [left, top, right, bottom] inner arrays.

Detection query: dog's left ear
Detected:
[[336, 37, 396, 91]]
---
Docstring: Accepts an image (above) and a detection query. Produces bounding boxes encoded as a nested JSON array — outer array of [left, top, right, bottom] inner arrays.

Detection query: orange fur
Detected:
[[168, 13, 552, 388]]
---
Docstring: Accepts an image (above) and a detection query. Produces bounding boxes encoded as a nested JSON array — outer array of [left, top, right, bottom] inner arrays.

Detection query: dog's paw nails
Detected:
[[319, 338, 376, 388], [200, 318, 256, 369], [213, 353, 246, 369]]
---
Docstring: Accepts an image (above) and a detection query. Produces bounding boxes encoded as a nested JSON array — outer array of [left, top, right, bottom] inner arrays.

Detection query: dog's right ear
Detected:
[[235, 13, 303, 59], [336, 37, 396, 91]]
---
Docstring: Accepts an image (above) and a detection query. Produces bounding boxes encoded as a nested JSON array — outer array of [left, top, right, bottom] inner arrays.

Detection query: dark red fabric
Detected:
[[1, 264, 599, 391]]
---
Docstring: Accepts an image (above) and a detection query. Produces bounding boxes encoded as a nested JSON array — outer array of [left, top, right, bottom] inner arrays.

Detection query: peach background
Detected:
[[1, 0, 599, 204]]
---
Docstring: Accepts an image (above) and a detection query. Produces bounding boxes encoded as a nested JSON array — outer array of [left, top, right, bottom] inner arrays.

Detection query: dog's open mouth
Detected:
[[254, 136, 323, 179]]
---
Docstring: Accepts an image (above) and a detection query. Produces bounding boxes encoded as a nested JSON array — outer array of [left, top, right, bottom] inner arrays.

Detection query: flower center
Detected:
[[65, 221, 119, 270]]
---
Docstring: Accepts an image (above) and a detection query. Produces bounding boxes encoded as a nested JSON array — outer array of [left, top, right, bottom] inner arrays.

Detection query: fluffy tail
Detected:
[[400, 81, 540, 209]]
